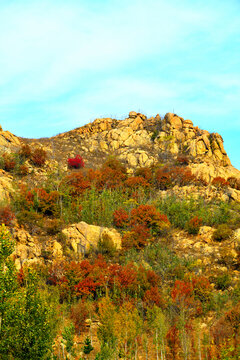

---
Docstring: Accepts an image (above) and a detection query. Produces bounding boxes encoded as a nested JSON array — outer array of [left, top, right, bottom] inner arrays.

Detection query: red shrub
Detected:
[[113, 208, 129, 228], [212, 176, 229, 188], [122, 224, 151, 250], [130, 204, 170, 235], [143, 286, 165, 308], [68, 154, 85, 169], [70, 300, 89, 332], [135, 167, 153, 182], [95, 158, 127, 190], [155, 165, 196, 189], [186, 216, 202, 235], [171, 280, 194, 308], [75, 277, 99, 297], [65, 172, 91, 196], [31, 147, 47, 166], [0, 205, 16, 226], [2, 153, 16, 172], [124, 176, 150, 189]]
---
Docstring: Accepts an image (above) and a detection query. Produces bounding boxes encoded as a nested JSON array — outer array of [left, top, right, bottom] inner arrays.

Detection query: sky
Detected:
[[0, 0, 239, 169]]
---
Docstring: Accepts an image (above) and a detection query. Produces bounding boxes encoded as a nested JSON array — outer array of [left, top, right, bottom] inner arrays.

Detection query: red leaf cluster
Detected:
[[67, 154, 85, 169]]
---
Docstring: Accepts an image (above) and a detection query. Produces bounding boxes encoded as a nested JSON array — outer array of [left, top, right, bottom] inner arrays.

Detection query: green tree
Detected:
[[83, 336, 94, 355], [0, 225, 56, 359]]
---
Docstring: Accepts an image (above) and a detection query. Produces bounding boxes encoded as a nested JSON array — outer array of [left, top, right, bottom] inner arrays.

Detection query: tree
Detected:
[[147, 305, 168, 360], [0, 225, 56, 359], [83, 336, 94, 355]]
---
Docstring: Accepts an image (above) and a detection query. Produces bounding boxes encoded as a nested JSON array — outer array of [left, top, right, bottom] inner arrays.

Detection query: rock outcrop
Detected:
[[0, 126, 21, 149], [1, 111, 240, 183], [0, 170, 14, 202], [41, 111, 238, 181], [62, 221, 122, 256]]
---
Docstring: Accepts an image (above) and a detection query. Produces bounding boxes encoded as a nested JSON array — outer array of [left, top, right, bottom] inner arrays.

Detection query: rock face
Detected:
[[1, 111, 240, 182], [0, 170, 14, 202], [41, 111, 238, 180], [62, 221, 122, 256], [0, 127, 21, 149]]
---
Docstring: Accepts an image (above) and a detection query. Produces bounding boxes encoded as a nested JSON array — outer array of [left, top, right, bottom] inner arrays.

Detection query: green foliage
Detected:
[[0, 226, 56, 359], [155, 195, 231, 229], [212, 224, 233, 242], [83, 336, 94, 354], [62, 323, 76, 356], [214, 273, 232, 290]]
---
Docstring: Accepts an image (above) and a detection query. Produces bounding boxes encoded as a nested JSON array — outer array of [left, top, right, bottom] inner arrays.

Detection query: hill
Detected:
[[0, 112, 240, 359]]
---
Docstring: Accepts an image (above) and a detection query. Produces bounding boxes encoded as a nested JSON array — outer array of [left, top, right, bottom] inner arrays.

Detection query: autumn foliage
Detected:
[[68, 155, 85, 169]]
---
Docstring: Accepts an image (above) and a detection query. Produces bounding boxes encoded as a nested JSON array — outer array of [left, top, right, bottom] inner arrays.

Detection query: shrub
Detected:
[[0, 206, 16, 226], [1, 153, 16, 172], [130, 204, 170, 235], [124, 176, 150, 189], [19, 144, 32, 159], [113, 208, 129, 228], [64, 172, 91, 196], [214, 273, 232, 290], [95, 158, 127, 190], [122, 224, 151, 250], [212, 224, 233, 242], [70, 300, 88, 333], [212, 177, 229, 188], [135, 167, 153, 182], [186, 216, 202, 235], [31, 147, 47, 166], [68, 154, 84, 169], [18, 164, 29, 176], [155, 166, 196, 189]]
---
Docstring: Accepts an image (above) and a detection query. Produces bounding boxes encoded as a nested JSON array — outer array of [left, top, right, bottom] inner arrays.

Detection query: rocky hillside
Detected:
[[1, 112, 240, 359], [1, 111, 238, 178]]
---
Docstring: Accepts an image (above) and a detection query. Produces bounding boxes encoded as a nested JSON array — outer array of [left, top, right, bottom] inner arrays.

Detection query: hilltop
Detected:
[[0, 112, 240, 359]]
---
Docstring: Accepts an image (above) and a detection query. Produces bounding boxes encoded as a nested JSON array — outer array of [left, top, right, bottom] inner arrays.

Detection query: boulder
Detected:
[[164, 113, 183, 130], [62, 221, 122, 255]]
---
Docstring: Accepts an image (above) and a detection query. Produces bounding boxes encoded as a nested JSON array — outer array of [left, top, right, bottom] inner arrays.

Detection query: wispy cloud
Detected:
[[0, 0, 239, 167]]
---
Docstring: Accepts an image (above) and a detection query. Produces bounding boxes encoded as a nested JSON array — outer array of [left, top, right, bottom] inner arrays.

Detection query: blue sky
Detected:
[[0, 0, 239, 169]]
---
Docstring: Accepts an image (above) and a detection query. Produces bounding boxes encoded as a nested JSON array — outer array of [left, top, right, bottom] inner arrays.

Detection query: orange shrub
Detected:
[[212, 176, 229, 188], [186, 216, 202, 235], [155, 165, 196, 189], [122, 224, 151, 250], [176, 155, 189, 165], [130, 204, 170, 235], [135, 167, 153, 182], [65, 172, 91, 196], [31, 147, 47, 166], [19, 144, 32, 159], [113, 208, 129, 228], [70, 300, 89, 333], [96, 158, 127, 190], [124, 176, 150, 189], [0, 205, 16, 226], [143, 286, 165, 308], [2, 153, 16, 172], [18, 164, 29, 176]]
